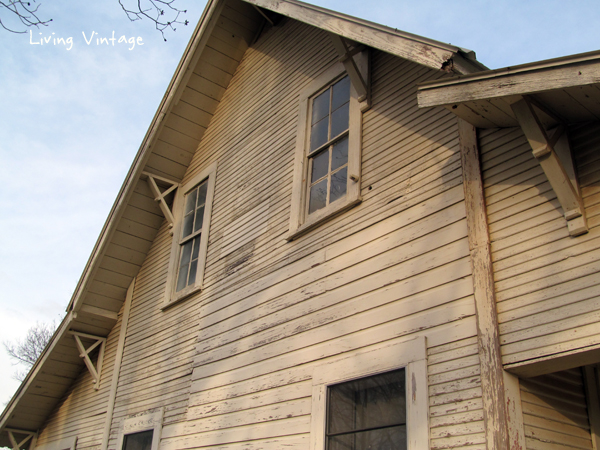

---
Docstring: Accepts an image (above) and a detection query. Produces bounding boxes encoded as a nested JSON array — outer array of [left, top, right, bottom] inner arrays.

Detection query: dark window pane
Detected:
[[185, 189, 198, 215], [330, 103, 349, 139], [180, 240, 193, 266], [312, 88, 330, 125], [122, 430, 153, 450], [311, 150, 329, 183], [330, 167, 347, 204], [308, 179, 328, 214], [176, 263, 189, 292], [188, 259, 198, 285], [310, 117, 329, 151], [194, 205, 205, 233], [327, 425, 406, 450], [328, 369, 406, 435], [197, 181, 208, 207], [331, 76, 350, 111], [182, 212, 194, 238], [331, 137, 348, 171], [191, 236, 201, 260]]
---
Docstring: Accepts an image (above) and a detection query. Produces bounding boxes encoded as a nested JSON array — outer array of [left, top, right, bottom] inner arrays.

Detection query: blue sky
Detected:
[[1, 0, 599, 407]]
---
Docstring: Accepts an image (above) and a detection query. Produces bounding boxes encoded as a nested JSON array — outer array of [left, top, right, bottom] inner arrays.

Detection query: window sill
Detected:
[[287, 196, 361, 241], [161, 286, 201, 311]]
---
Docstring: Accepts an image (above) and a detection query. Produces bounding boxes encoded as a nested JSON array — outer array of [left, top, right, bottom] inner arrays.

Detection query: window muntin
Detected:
[[326, 369, 407, 450], [176, 180, 208, 292]]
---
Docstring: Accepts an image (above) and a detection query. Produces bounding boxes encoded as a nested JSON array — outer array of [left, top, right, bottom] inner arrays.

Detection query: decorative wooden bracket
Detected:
[[70, 331, 106, 390], [141, 172, 180, 234], [329, 34, 370, 111], [6, 429, 37, 450], [510, 96, 588, 236]]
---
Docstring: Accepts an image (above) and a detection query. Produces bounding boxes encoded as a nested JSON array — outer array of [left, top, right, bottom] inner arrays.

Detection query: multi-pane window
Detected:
[[307, 76, 350, 215], [165, 162, 216, 305], [289, 53, 369, 240], [326, 369, 407, 450], [176, 180, 208, 292], [122, 431, 153, 450]]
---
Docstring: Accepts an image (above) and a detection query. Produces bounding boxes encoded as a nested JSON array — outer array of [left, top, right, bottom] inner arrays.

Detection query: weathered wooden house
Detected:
[[1, 0, 599, 449]]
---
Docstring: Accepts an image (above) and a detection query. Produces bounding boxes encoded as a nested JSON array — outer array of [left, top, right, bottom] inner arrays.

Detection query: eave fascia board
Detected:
[[418, 49, 600, 108], [243, 0, 476, 72], [65, 0, 225, 314], [0, 312, 75, 432]]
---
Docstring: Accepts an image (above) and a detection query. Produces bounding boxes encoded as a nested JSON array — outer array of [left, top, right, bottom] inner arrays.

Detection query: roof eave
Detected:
[[66, 0, 223, 315], [245, 0, 483, 73], [418, 49, 600, 108]]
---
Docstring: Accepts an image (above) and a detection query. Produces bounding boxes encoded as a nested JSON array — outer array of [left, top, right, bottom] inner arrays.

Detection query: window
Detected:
[[288, 51, 369, 240], [122, 431, 153, 450], [327, 369, 407, 450], [307, 76, 351, 216], [164, 162, 216, 306], [116, 408, 163, 450], [309, 337, 428, 450]]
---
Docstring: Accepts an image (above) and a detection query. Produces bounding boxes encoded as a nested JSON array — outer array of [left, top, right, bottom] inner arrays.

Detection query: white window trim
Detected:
[[309, 336, 429, 450], [163, 162, 217, 307], [116, 408, 163, 450], [288, 51, 369, 240], [34, 436, 76, 450]]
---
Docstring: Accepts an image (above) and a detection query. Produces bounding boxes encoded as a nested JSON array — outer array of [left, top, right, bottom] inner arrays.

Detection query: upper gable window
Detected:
[[308, 76, 351, 215], [176, 179, 209, 292], [288, 52, 369, 240], [164, 162, 217, 307]]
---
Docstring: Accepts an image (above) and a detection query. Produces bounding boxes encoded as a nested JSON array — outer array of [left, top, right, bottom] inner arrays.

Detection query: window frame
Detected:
[[288, 51, 369, 240], [116, 408, 163, 450], [163, 162, 217, 307], [309, 337, 428, 450]]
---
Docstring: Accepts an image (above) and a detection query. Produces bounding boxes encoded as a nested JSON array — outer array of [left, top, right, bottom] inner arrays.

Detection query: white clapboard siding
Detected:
[[198, 46, 465, 307], [38, 13, 482, 450], [153, 20, 480, 448], [428, 337, 486, 450], [520, 368, 593, 450], [480, 123, 600, 367]]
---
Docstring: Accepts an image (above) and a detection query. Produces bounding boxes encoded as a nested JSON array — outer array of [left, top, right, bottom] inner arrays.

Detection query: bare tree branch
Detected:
[[0, 0, 188, 38], [4, 321, 56, 381], [118, 0, 188, 41], [0, 0, 51, 33]]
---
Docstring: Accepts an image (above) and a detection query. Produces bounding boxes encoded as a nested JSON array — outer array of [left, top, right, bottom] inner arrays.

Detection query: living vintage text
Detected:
[[30, 31, 144, 51]]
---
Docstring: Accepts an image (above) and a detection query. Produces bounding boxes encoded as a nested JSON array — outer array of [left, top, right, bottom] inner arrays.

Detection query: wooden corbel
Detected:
[[70, 331, 106, 390], [6, 429, 37, 450], [329, 34, 370, 111], [141, 172, 180, 234], [510, 96, 588, 236]]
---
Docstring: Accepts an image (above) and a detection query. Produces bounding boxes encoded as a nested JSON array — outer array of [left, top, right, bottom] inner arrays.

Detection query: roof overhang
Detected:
[[1, 0, 486, 443], [245, 0, 487, 74], [417, 50, 600, 127]]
